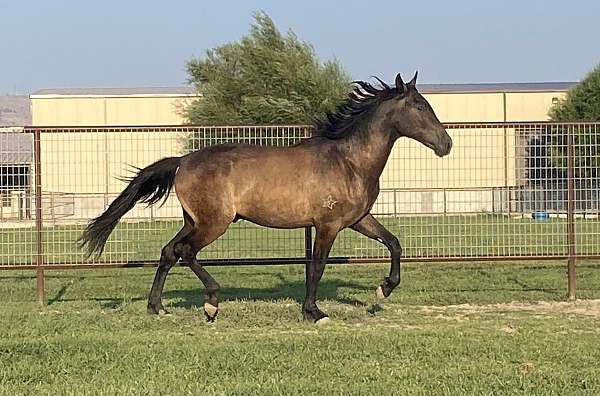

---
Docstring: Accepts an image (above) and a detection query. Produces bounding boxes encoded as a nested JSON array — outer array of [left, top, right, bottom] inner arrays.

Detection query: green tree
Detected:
[[548, 64, 600, 179], [549, 64, 600, 121], [184, 11, 350, 126]]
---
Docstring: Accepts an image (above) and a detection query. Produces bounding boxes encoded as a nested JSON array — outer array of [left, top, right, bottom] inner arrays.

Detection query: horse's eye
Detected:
[[417, 105, 425, 111]]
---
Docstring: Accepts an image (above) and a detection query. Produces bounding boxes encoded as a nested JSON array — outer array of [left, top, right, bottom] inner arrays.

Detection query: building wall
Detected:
[[381, 127, 517, 190], [30, 90, 568, 126], [374, 126, 519, 215], [40, 131, 186, 221], [422, 91, 567, 122], [423, 93, 505, 122], [31, 95, 196, 126], [504, 92, 565, 122]]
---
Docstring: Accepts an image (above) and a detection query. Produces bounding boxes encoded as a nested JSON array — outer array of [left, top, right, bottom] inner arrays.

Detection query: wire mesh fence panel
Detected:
[[570, 123, 600, 256], [0, 128, 37, 265], [6, 126, 308, 267], [1, 123, 600, 268], [332, 122, 600, 259]]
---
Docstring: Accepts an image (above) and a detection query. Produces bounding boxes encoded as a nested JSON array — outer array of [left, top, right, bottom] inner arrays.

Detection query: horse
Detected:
[[79, 72, 452, 323]]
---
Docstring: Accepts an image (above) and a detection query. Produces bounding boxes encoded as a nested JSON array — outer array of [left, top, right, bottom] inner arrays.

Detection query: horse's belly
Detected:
[[235, 191, 314, 229], [234, 181, 371, 229], [237, 213, 312, 229]]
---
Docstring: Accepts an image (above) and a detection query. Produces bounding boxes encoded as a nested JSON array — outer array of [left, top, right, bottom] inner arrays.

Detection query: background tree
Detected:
[[549, 64, 600, 121], [548, 63, 600, 179], [184, 12, 350, 126]]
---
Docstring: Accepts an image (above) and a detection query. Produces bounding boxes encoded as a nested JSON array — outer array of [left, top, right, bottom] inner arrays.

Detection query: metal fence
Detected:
[[1, 123, 599, 302]]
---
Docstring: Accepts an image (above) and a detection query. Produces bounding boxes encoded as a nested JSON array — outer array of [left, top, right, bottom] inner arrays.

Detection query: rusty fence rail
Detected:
[[1, 123, 599, 302]]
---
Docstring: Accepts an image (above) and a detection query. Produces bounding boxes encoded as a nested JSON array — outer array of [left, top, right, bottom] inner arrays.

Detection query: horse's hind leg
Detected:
[[147, 213, 193, 315], [178, 219, 230, 322], [303, 224, 339, 323]]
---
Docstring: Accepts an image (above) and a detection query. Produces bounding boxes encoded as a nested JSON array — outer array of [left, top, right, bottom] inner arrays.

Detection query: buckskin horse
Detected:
[[79, 72, 452, 323]]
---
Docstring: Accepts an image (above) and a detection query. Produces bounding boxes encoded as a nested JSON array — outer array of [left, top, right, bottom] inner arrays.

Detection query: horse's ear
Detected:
[[408, 71, 418, 87], [395, 73, 407, 95]]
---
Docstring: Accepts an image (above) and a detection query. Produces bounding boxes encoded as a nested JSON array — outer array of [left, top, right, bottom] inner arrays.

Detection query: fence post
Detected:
[[34, 128, 45, 306], [566, 124, 576, 300], [303, 127, 313, 264], [304, 227, 313, 262]]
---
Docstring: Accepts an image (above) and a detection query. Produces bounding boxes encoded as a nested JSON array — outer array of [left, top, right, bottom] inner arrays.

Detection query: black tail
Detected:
[[79, 157, 181, 257]]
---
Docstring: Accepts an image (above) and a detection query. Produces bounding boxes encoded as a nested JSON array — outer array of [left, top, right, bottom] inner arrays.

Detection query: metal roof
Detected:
[[417, 82, 576, 94], [0, 130, 32, 164], [31, 86, 198, 97]]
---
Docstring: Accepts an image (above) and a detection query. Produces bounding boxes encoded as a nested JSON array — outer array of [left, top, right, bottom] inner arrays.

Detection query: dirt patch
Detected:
[[419, 299, 600, 318]]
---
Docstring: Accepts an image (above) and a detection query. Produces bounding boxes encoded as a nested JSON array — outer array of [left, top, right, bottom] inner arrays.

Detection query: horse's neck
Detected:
[[338, 127, 396, 180]]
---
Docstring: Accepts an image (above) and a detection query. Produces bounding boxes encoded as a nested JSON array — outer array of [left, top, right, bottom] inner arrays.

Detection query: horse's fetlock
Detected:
[[387, 274, 400, 288]]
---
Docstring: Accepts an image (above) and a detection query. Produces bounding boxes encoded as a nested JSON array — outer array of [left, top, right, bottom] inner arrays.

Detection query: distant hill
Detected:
[[0, 96, 31, 126]]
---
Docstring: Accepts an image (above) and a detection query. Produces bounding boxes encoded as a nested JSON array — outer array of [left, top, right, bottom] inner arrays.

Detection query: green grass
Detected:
[[3, 215, 600, 265], [1, 261, 600, 395]]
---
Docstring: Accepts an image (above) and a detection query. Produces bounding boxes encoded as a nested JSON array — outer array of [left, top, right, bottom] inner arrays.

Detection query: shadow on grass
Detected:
[[37, 260, 600, 309], [45, 279, 373, 310], [508, 277, 559, 293], [46, 280, 573, 310], [164, 279, 372, 309], [47, 276, 85, 305]]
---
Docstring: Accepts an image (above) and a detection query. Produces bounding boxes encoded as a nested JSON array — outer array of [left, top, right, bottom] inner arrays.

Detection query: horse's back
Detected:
[[174, 143, 323, 227]]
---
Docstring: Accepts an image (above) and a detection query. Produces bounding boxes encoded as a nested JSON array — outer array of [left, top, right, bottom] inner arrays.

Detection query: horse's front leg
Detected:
[[303, 224, 338, 323], [351, 214, 402, 298]]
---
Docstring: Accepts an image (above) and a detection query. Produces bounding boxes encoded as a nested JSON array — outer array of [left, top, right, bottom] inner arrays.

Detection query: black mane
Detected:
[[313, 78, 399, 139]]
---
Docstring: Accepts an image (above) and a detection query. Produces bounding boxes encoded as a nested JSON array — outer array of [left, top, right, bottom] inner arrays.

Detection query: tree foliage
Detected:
[[549, 64, 600, 122], [547, 64, 600, 180], [184, 12, 350, 126]]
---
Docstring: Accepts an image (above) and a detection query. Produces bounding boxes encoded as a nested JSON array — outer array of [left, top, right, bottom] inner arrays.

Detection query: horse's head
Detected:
[[387, 72, 452, 157]]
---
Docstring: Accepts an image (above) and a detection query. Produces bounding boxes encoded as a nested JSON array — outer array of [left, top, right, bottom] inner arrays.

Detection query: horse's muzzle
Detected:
[[434, 136, 453, 157]]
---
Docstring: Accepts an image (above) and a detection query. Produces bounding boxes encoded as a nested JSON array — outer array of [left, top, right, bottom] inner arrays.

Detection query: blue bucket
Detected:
[[532, 211, 550, 221]]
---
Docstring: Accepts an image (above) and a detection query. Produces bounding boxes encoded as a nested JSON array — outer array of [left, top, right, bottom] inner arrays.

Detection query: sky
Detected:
[[1, 0, 600, 94]]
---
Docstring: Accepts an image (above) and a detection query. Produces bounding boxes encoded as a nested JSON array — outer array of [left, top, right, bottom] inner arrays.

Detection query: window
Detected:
[[0, 165, 30, 206]]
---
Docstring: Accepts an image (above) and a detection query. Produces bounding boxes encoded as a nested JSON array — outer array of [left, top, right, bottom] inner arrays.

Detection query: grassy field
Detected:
[[3, 215, 600, 264], [1, 261, 600, 395]]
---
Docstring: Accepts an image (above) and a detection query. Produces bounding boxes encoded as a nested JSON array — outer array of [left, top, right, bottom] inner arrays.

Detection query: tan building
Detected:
[[27, 87, 197, 221], [24, 83, 575, 222], [29, 83, 572, 126], [421, 82, 572, 122], [30, 87, 198, 126]]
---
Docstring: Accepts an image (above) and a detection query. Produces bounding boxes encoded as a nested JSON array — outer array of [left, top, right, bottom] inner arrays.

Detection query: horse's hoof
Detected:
[[204, 303, 218, 322], [376, 285, 387, 300], [303, 308, 329, 323], [316, 316, 330, 326]]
